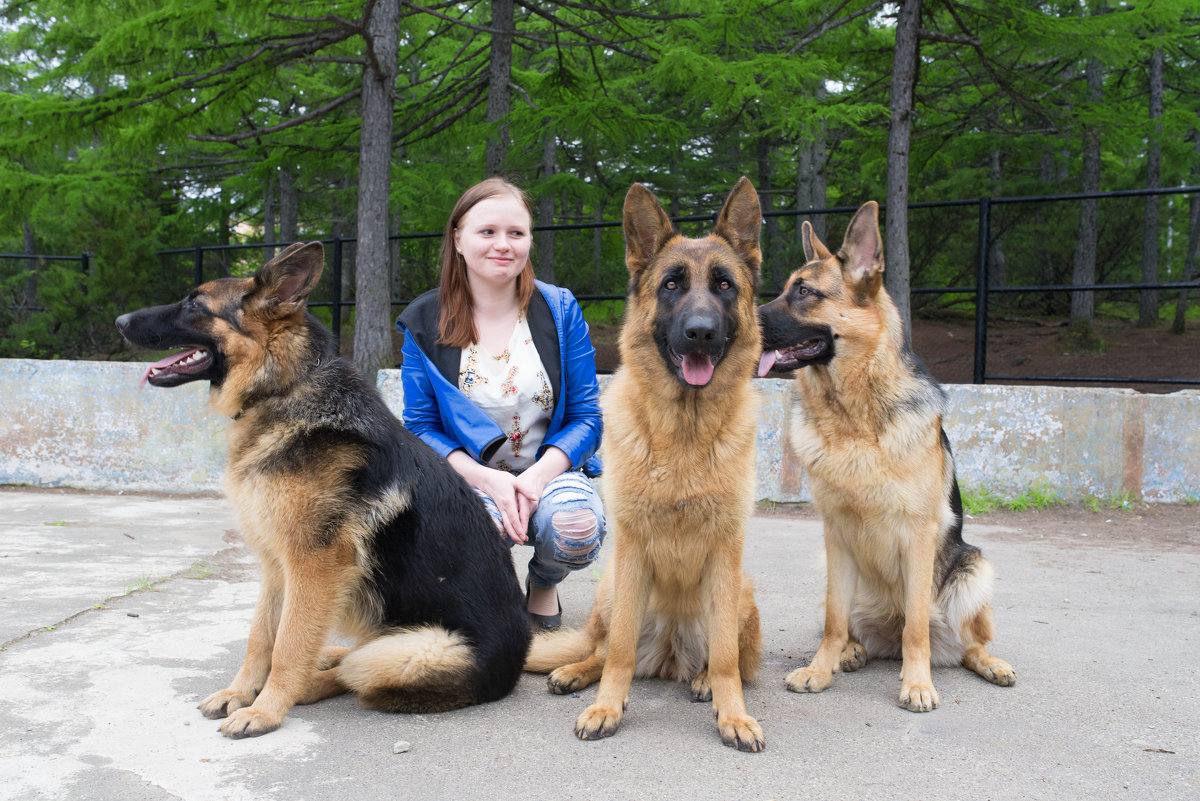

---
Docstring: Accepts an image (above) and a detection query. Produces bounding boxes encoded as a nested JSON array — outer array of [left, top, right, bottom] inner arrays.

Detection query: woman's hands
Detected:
[[447, 447, 571, 544]]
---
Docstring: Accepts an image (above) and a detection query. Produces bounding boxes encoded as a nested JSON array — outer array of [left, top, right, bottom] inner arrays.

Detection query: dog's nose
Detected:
[[683, 314, 718, 343]]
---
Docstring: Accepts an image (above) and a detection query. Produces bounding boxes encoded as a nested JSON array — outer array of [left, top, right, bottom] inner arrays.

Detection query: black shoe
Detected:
[[525, 577, 562, 631]]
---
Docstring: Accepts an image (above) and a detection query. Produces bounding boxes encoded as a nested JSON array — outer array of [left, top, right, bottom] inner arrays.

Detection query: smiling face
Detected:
[[453, 193, 533, 294]]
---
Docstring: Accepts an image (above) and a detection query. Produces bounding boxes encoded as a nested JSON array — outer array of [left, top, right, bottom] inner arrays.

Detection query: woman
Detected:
[[396, 177, 606, 630]]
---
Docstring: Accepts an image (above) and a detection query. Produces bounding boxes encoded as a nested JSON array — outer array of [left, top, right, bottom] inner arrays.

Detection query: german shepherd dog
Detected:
[[756, 202, 1015, 712], [116, 242, 530, 738], [525, 178, 765, 751]]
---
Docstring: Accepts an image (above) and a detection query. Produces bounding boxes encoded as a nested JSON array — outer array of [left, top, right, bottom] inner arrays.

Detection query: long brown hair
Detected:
[[437, 177, 537, 348]]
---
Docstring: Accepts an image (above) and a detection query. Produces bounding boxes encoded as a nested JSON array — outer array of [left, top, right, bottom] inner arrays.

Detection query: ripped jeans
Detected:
[[473, 470, 607, 589]]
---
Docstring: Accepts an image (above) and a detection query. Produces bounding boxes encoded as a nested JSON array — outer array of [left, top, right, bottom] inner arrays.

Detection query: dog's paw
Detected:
[[716, 711, 765, 753], [785, 666, 833, 694], [690, 670, 712, 702], [574, 703, 623, 740], [547, 665, 594, 695], [218, 707, 283, 739], [839, 641, 867, 673], [975, 657, 1016, 687], [198, 688, 256, 720], [898, 682, 940, 713]]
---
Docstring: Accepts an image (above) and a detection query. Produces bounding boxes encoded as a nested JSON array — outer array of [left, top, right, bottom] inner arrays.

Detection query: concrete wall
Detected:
[[3, 358, 1197, 503]]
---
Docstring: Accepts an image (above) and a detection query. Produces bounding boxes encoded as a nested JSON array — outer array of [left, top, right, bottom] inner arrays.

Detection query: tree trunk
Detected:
[[485, 0, 514, 177], [1172, 122, 1200, 334], [1070, 54, 1103, 331], [279, 164, 299, 245], [795, 82, 828, 243], [263, 172, 276, 264], [1138, 47, 1163, 327], [535, 130, 556, 282], [353, 0, 400, 375], [885, 0, 920, 342], [988, 149, 1006, 288], [757, 135, 780, 291], [593, 202, 604, 293]]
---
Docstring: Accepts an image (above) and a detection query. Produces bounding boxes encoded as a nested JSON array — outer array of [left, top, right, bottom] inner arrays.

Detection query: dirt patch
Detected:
[[588, 315, 1200, 392], [756, 500, 1200, 554]]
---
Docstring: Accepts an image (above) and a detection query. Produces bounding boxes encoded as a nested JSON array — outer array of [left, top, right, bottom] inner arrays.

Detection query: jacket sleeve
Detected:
[[398, 327, 463, 459], [541, 290, 603, 470]]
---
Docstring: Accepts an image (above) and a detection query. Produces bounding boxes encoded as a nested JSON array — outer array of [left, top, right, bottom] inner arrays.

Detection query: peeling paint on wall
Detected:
[[3, 359, 1197, 503]]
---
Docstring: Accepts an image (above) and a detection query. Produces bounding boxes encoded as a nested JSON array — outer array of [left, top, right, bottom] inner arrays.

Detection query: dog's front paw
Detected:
[[198, 688, 256, 720], [899, 682, 940, 712], [690, 670, 712, 702], [977, 657, 1016, 687], [575, 703, 623, 740], [785, 666, 833, 694], [218, 706, 283, 739], [716, 711, 765, 752]]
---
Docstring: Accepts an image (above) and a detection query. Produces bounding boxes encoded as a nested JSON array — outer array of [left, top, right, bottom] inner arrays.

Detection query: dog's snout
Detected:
[[115, 313, 131, 334], [683, 314, 718, 342]]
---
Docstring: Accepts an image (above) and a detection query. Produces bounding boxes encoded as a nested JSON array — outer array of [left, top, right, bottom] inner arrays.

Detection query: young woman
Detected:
[[396, 177, 606, 630]]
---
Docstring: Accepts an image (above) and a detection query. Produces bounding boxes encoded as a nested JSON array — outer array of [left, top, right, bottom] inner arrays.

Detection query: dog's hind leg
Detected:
[[318, 645, 350, 669], [960, 604, 1016, 686], [787, 527, 856, 694]]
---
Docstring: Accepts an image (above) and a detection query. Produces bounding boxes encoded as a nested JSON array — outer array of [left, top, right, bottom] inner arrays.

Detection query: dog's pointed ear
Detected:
[[623, 183, 676, 277], [801, 220, 833, 263], [838, 201, 883, 293], [712, 176, 762, 279], [253, 241, 325, 316]]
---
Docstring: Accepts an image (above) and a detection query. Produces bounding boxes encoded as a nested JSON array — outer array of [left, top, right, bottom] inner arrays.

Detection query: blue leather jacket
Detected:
[[396, 281, 602, 476]]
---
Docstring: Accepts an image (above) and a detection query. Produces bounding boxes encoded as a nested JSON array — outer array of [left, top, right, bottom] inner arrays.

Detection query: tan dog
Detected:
[[524, 177, 765, 751], [757, 201, 1015, 712]]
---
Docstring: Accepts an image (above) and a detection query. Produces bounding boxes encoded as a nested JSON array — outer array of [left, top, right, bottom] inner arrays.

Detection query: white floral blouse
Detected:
[[458, 313, 555, 473]]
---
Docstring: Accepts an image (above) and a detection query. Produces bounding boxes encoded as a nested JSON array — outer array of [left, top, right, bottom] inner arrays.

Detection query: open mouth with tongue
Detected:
[[756, 331, 833, 377], [668, 347, 722, 388], [140, 346, 215, 387]]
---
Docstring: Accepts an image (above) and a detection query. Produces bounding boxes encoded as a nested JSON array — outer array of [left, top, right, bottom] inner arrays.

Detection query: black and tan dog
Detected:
[[116, 242, 530, 738], [525, 178, 765, 751], [757, 202, 1015, 712]]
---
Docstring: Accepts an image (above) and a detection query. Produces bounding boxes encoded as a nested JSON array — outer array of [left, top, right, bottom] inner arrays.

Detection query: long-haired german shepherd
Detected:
[[524, 178, 765, 751], [116, 242, 531, 738], [756, 202, 1015, 712]]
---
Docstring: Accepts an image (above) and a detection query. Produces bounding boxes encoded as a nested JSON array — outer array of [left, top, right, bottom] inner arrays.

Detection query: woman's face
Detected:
[[453, 193, 532, 292]]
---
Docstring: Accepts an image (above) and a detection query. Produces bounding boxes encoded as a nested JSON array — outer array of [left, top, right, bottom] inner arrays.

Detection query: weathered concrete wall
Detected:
[[3, 358, 1197, 503]]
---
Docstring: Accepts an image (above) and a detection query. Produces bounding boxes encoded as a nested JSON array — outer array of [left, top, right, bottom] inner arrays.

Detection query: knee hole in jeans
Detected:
[[551, 509, 598, 558]]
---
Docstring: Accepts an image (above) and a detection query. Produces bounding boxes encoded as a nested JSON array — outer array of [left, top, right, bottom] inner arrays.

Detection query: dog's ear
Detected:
[[712, 176, 762, 278], [253, 241, 325, 316], [622, 183, 676, 277], [838, 201, 883, 293], [801, 220, 833, 263]]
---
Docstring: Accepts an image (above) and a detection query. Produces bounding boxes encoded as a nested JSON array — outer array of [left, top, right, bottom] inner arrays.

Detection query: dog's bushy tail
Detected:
[[338, 625, 479, 713], [523, 627, 592, 673]]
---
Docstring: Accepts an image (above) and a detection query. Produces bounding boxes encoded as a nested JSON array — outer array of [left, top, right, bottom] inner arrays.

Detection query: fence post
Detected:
[[193, 246, 203, 287], [973, 197, 990, 384], [331, 236, 343, 349], [80, 252, 89, 276]]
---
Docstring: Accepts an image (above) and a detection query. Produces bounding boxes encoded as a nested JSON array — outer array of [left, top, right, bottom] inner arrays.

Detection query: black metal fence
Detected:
[[10, 187, 1200, 387]]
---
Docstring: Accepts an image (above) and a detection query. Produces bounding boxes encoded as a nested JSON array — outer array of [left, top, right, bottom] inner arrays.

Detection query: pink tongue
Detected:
[[757, 350, 777, 377], [682, 352, 715, 386], [139, 348, 201, 387]]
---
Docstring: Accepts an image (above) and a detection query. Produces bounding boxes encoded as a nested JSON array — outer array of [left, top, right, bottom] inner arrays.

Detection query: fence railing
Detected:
[[9, 188, 1200, 388]]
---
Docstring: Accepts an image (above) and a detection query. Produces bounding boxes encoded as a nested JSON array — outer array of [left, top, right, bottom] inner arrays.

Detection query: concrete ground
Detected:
[[0, 487, 1196, 801]]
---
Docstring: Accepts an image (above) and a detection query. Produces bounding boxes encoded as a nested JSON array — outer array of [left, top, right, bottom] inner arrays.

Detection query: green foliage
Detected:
[[1, 0, 1199, 358], [962, 489, 1002, 516], [963, 481, 1065, 513], [1083, 490, 1143, 513]]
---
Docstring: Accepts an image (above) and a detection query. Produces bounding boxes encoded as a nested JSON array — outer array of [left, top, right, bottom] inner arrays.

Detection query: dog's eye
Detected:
[[797, 285, 811, 296], [664, 279, 678, 291], [718, 280, 731, 291]]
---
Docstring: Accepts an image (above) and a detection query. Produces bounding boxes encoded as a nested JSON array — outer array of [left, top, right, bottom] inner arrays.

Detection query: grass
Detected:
[[962, 481, 1065, 514], [1083, 489, 1144, 513], [123, 575, 159, 595]]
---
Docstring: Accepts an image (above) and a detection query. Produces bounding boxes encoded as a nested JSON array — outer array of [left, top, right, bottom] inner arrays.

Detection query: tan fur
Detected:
[[527, 178, 767, 752], [760, 203, 1015, 713]]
